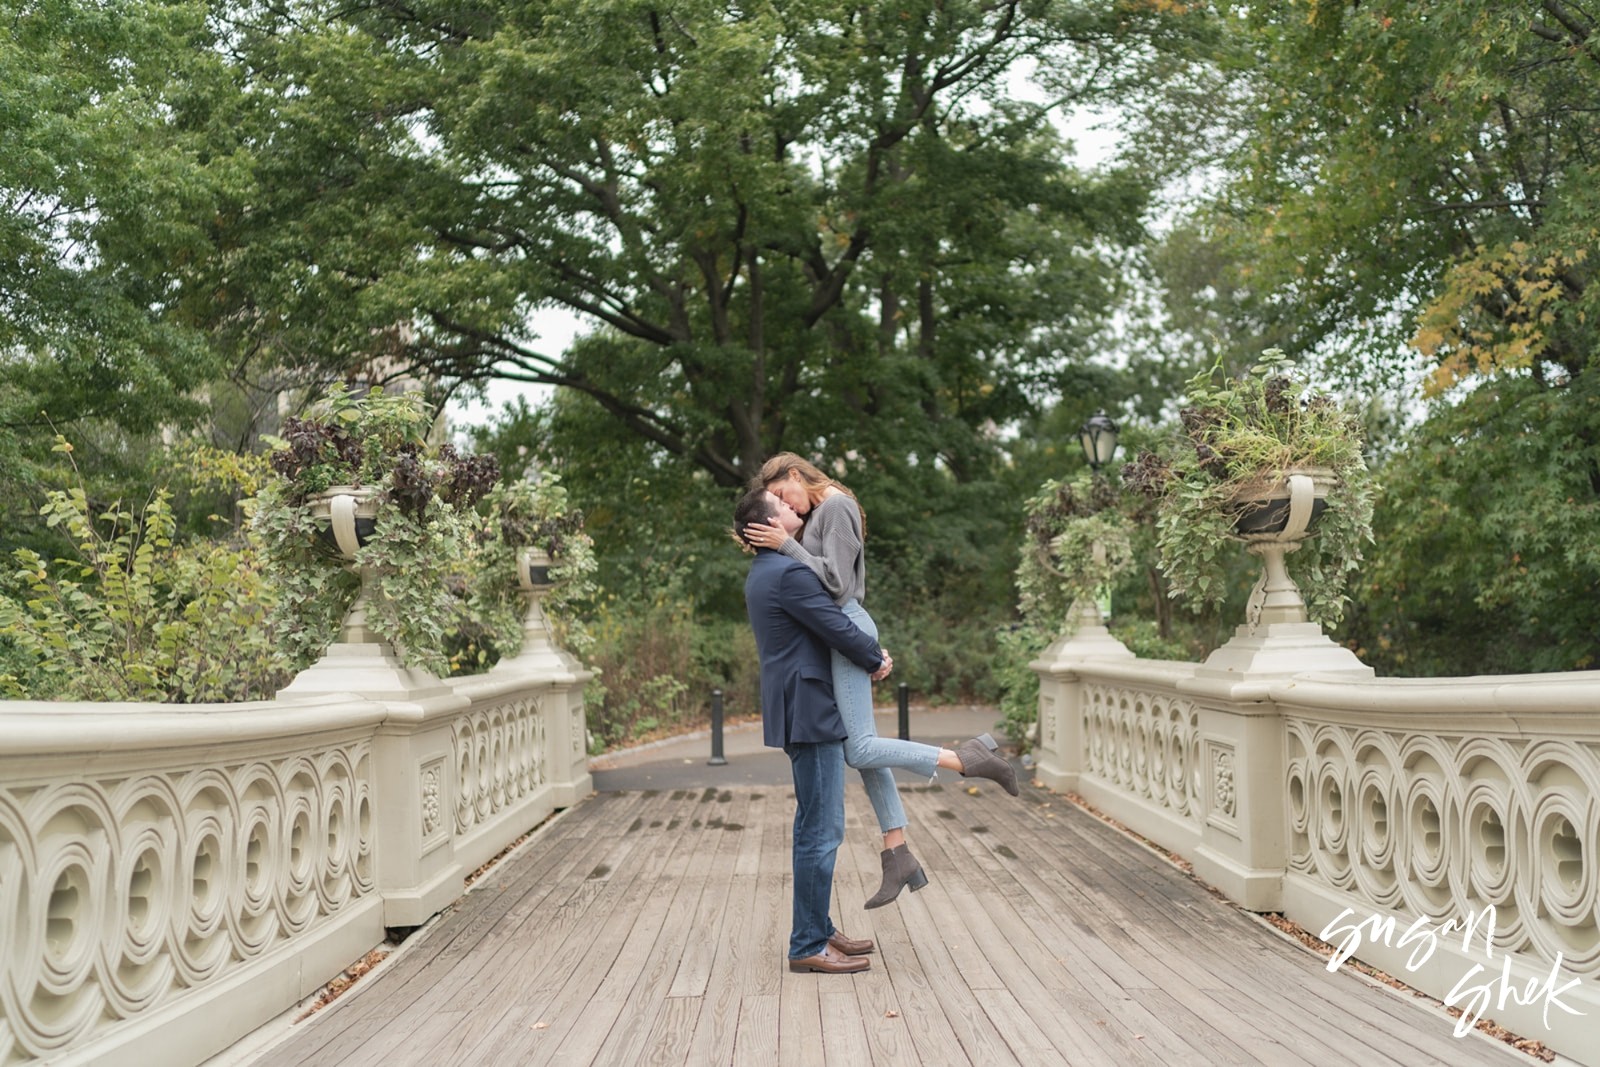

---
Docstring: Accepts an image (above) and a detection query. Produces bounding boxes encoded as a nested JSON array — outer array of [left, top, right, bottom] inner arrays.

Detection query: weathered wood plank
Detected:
[[465, 789, 721, 1065], [639, 996, 701, 1067], [270, 794, 633, 1065], [375, 793, 639, 1020], [880, 851, 1019, 1067], [819, 987, 873, 1064], [972, 987, 1071, 1066], [894, 813, 1137, 1067], [256, 781, 1527, 1067], [776, 980, 824, 1067], [590, 790, 757, 1065], [835, 809, 970, 1067], [733, 994, 780, 1067], [1130, 987, 1285, 1067], [923, 794, 1259, 1066], [684, 793, 781, 1066], [667, 790, 762, 998]]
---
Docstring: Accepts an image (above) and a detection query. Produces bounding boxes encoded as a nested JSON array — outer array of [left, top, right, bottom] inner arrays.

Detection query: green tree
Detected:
[[1197, 2, 1597, 384], [1162, 1, 1600, 672], [1347, 375, 1600, 675], [0, 0, 239, 427], [0, 0, 251, 555], [179, 0, 1208, 489], [0, 440, 292, 702]]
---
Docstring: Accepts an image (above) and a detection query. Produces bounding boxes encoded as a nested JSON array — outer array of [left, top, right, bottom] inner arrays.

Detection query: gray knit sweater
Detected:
[[779, 491, 867, 606]]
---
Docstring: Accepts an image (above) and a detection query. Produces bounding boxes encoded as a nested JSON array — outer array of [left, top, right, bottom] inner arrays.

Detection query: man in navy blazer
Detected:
[[735, 487, 891, 975]]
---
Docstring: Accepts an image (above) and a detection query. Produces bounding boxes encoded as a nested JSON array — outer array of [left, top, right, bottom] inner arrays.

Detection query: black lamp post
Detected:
[[1079, 409, 1120, 473]]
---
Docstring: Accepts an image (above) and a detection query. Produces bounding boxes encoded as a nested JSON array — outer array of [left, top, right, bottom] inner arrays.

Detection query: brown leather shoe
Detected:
[[828, 929, 874, 956], [787, 945, 870, 974]]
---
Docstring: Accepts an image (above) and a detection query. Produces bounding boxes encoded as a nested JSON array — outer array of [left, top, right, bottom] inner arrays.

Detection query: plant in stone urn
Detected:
[[1001, 470, 1138, 749], [255, 384, 499, 675], [469, 471, 598, 664], [1123, 350, 1375, 630], [1016, 471, 1135, 634]]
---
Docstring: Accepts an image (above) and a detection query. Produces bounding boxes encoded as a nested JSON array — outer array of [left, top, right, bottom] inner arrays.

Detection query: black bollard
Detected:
[[897, 683, 910, 741], [707, 688, 728, 766]]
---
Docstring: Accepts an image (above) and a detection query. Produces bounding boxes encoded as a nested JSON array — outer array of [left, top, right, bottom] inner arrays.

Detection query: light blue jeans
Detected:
[[835, 599, 941, 834]]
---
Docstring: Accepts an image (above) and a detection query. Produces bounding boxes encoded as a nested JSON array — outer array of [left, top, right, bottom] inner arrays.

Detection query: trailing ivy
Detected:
[[467, 473, 599, 663], [1015, 471, 1135, 633], [255, 386, 498, 677], [1126, 352, 1376, 628]]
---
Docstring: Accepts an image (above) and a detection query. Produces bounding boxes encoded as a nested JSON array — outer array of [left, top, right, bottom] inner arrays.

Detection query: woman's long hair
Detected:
[[754, 452, 867, 540]]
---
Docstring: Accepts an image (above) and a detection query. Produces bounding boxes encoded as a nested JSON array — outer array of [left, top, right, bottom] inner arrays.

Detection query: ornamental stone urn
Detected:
[[278, 485, 456, 701], [1198, 470, 1371, 679], [492, 547, 583, 676], [307, 485, 381, 644], [1228, 467, 1334, 634]]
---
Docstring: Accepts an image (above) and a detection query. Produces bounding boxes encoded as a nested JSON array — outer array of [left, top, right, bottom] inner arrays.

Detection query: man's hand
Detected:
[[870, 649, 893, 682]]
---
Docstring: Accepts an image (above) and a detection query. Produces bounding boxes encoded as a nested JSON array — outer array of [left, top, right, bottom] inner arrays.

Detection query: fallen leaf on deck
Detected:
[[966, 786, 980, 796]]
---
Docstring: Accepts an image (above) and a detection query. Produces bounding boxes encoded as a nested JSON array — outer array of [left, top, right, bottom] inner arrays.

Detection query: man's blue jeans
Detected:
[[785, 739, 845, 960]]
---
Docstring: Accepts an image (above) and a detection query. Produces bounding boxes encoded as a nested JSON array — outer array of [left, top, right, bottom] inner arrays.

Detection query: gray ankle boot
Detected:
[[956, 733, 1019, 796], [864, 844, 928, 909]]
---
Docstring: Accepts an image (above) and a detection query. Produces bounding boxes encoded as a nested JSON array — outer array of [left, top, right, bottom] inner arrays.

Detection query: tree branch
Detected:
[[422, 310, 742, 483], [1420, 197, 1549, 214]]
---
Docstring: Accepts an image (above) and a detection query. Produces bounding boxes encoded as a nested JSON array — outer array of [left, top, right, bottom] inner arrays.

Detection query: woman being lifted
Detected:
[[742, 453, 1019, 909]]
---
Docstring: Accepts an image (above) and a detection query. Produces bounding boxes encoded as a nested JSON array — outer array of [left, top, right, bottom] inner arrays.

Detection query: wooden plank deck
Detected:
[[251, 780, 1527, 1066]]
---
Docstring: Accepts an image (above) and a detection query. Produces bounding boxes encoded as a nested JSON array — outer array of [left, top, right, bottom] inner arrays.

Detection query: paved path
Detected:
[[588, 705, 1006, 790], [241, 753, 1527, 1066]]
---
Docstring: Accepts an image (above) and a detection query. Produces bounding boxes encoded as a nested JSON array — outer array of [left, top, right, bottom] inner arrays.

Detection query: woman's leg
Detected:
[[832, 601, 931, 909], [831, 602, 940, 835]]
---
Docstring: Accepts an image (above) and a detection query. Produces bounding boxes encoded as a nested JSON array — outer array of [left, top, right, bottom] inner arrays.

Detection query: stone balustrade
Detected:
[[1034, 612, 1600, 1062], [0, 603, 591, 1066]]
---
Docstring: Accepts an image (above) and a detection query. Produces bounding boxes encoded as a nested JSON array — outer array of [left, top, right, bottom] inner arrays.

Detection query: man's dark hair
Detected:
[[732, 487, 776, 548]]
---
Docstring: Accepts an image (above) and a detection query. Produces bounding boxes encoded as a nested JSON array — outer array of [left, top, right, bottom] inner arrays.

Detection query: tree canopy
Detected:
[[1196, 1, 1598, 389], [1, 0, 230, 434], [1163, 1, 1600, 671], [7, 0, 1600, 685], [172, 0, 1209, 486]]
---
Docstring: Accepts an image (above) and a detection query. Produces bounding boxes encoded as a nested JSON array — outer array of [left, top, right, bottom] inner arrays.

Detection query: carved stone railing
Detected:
[[1039, 655, 1205, 853], [1035, 619, 1600, 1063], [0, 603, 591, 1066], [1276, 676, 1600, 1009]]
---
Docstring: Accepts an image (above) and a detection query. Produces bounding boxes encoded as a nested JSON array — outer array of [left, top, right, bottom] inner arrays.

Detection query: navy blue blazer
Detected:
[[744, 549, 885, 747]]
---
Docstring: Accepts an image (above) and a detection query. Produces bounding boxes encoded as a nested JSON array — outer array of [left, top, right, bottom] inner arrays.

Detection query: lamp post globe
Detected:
[[1079, 410, 1120, 473]]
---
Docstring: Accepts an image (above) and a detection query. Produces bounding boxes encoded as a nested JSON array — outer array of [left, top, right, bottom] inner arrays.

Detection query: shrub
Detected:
[[875, 603, 1007, 706], [580, 586, 766, 753], [466, 472, 599, 666], [993, 621, 1051, 749], [0, 438, 292, 702]]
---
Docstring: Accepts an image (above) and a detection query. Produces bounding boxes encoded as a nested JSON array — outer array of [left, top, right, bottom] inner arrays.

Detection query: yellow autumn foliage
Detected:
[[1411, 242, 1578, 396]]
